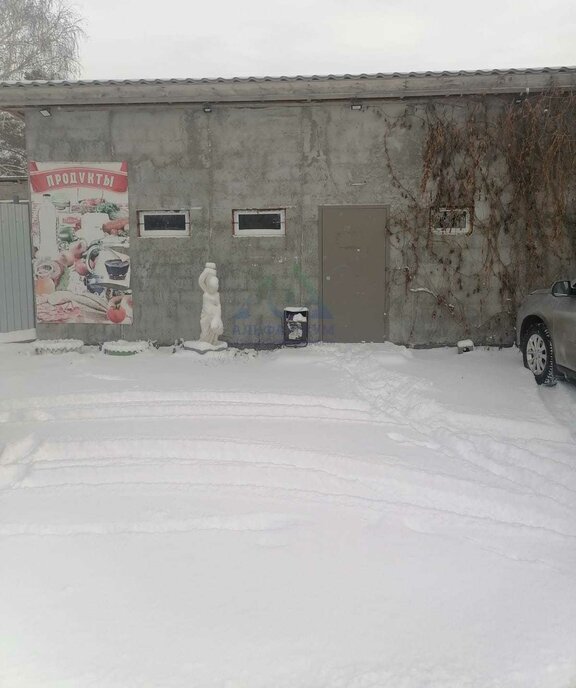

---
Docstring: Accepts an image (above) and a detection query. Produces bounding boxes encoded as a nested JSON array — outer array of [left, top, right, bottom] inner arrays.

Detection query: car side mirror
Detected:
[[551, 280, 573, 297]]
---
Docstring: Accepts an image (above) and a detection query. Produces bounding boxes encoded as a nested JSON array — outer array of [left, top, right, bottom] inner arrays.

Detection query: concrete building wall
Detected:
[[24, 99, 511, 346], [0, 178, 28, 202]]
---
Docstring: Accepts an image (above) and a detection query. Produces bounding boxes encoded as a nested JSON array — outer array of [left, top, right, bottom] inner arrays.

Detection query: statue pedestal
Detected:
[[182, 340, 228, 354]]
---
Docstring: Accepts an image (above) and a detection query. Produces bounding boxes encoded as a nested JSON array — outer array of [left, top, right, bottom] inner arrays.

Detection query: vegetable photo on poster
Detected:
[[29, 161, 133, 325]]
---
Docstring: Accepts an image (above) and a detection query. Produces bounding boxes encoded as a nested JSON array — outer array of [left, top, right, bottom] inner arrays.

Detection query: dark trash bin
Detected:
[[283, 307, 308, 347]]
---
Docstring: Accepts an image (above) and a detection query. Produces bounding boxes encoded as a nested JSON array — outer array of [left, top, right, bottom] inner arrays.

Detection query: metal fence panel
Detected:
[[0, 203, 35, 340]]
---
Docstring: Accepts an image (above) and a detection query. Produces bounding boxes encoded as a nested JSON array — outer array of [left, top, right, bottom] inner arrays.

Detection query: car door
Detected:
[[552, 289, 576, 371]]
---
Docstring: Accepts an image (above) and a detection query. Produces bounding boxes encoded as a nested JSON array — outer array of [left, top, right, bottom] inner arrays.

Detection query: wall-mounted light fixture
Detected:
[[350, 101, 363, 111], [39, 108, 51, 117], [515, 87, 530, 105], [203, 103, 212, 113]]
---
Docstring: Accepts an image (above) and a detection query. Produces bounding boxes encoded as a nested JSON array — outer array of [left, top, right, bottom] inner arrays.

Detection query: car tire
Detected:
[[522, 323, 557, 386]]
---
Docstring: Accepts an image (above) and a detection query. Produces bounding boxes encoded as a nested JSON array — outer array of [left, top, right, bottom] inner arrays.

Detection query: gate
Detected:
[[0, 202, 35, 342]]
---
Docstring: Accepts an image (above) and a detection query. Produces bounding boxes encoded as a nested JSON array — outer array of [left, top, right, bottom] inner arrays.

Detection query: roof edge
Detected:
[[1, 67, 575, 108], [1, 66, 576, 88]]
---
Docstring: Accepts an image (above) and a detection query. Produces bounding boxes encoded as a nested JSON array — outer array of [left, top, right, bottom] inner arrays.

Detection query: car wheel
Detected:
[[522, 323, 557, 386]]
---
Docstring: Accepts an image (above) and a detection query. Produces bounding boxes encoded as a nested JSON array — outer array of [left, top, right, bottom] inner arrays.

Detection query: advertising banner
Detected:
[[29, 162, 133, 325]]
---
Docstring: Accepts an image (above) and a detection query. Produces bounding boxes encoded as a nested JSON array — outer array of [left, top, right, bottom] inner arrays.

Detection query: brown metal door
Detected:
[[321, 206, 387, 343]]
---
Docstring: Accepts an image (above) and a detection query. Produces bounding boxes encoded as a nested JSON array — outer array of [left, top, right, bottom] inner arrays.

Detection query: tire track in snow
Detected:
[[16, 433, 576, 508], [332, 346, 576, 507], [5, 435, 575, 538], [334, 345, 575, 444], [17, 435, 539, 489], [0, 390, 370, 415], [3, 390, 553, 498], [0, 512, 305, 537], [0, 397, 377, 428], [3, 432, 566, 501], [441, 431, 576, 497], [2, 348, 574, 555], [3, 478, 576, 543]]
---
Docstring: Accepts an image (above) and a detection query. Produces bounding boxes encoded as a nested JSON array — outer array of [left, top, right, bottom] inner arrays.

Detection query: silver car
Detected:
[[516, 279, 576, 385]]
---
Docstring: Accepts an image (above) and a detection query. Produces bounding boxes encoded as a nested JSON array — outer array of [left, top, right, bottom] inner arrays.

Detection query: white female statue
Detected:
[[183, 262, 227, 352]]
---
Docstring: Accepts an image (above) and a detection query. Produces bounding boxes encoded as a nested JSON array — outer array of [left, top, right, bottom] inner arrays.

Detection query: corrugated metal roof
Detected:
[[1, 66, 575, 88]]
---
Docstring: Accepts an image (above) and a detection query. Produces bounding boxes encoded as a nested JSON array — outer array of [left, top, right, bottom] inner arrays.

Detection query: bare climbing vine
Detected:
[[383, 89, 576, 344]]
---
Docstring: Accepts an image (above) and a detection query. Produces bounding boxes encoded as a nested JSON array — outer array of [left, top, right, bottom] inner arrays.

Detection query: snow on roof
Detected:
[[1, 66, 575, 88], [1, 67, 575, 108]]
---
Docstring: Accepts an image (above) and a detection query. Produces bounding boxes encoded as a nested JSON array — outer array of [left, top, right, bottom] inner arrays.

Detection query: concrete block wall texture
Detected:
[[0, 179, 29, 202], [24, 99, 513, 346]]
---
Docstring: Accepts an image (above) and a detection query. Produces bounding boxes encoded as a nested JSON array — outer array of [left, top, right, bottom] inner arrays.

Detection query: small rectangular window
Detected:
[[138, 210, 190, 237], [233, 209, 285, 237], [430, 208, 472, 236]]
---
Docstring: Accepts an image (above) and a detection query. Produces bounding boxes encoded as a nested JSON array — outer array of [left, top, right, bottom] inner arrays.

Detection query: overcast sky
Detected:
[[74, 0, 575, 80]]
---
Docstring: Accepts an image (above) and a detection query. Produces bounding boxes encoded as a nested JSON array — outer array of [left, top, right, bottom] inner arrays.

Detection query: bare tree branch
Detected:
[[0, 0, 85, 174]]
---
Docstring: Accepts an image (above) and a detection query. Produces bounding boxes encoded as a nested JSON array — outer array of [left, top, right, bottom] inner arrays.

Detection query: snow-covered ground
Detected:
[[1, 342, 575, 688]]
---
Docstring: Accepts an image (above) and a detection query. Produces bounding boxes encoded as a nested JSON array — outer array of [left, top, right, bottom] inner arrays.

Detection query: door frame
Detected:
[[318, 204, 390, 343]]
